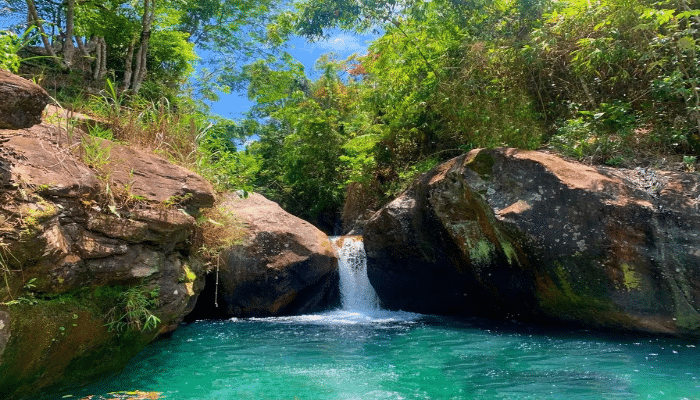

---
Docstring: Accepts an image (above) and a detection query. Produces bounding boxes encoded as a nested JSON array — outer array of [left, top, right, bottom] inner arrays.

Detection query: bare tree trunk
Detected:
[[131, 39, 143, 89], [123, 34, 137, 90], [99, 37, 106, 78], [92, 37, 107, 81], [63, 0, 75, 67], [93, 37, 102, 80], [132, 32, 149, 93], [75, 36, 89, 57], [25, 0, 62, 66], [131, 0, 155, 93]]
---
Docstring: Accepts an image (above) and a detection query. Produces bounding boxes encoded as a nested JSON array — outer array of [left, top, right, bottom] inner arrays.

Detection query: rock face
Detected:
[[0, 70, 50, 129], [190, 192, 339, 319], [364, 148, 700, 336], [0, 117, 215, 396]]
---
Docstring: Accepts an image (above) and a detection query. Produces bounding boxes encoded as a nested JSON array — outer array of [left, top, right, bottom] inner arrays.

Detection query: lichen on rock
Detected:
[[364, 147, 700, 336]]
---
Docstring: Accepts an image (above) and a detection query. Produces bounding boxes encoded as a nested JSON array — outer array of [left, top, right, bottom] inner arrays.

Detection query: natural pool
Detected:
[[57, 310, 700, 400], [54, 237, 700, 400]]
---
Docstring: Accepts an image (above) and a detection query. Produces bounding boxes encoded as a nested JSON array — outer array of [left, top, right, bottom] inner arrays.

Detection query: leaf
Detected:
[[677, 10, 700, 20], [677, 36, 696, 52]]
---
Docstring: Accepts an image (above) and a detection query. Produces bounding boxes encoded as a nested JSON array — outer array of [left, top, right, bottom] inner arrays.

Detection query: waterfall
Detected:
[[244, 236, 417, 324], [330, 236, 380, 312]]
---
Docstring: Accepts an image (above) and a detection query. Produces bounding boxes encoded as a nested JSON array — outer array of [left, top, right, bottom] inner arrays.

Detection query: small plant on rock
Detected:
[[194, 204, 247, 271], [105, 285, 161, 333]]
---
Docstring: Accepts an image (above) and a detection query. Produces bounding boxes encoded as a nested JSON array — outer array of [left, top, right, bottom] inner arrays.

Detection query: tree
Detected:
[[129, 0, 156, 92], [24, 0, 61, 67], [234, 55, 367, 228], [8, 0, 280, 98]]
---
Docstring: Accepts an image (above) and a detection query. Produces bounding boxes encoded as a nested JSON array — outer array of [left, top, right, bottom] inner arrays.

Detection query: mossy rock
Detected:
[[466, 150, 496, 179], [0, 290, 155, 399]]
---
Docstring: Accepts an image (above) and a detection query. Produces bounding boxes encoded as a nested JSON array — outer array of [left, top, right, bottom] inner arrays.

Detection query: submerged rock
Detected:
[[365, 148, 700, 336], [0, 116, 214, 397], [189, 192, 339, 319]]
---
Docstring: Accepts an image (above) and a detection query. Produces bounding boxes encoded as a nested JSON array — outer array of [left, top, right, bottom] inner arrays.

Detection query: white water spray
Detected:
[[330, 236, 380, 311], [245, 237, 419, 325]]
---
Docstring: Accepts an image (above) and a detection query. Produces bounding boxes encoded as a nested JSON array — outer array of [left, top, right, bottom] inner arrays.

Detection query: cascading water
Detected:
[[242, 236, 416, 325], [330, 236, 380, 312]]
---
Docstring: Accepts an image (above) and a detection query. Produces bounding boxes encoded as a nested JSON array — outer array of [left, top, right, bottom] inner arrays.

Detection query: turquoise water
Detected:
[[60, 310, 700, 400]]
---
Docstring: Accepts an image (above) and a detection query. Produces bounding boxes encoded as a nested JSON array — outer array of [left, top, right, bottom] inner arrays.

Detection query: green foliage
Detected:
[[0, 27, 39, 73], [87, 124, 115, 141], [80, 136, 113, 170], [236, 56, 366, 225], [528, 0, 700, 159], [143, 30, 199, 100], [683, 155, 697, 171], [195, 203, 247, 270], [0, 30, 22, 72], [105, 285, 161, 333], [196, 124, 260, 193], [229, 0, 548, 226]]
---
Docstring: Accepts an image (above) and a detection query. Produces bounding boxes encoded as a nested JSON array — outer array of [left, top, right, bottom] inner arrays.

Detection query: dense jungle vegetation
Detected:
[[2, 0, 700, 231]]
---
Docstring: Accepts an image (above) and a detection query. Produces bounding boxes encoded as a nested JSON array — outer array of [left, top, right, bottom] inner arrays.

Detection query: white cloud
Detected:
[[304, 33, 368, 55]]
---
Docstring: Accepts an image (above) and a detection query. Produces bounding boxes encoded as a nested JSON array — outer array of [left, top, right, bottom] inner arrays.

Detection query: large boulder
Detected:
[[0, 119, 215, 398], [364, 148, 700, 336], [0, 70, 50, 129], [190, 192, 339, 319]]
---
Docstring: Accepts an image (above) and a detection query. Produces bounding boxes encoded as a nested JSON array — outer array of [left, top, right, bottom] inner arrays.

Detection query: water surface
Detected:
[[58, 237, 700, 399], [60, 311, 700, 400]]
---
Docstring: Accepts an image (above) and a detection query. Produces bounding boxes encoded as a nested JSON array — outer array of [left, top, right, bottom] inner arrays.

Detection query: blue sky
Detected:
[[0, 5, 377, 121], [205, 31, 376, 120]]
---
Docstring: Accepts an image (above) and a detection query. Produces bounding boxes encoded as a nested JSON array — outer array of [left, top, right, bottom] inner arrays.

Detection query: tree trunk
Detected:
[[25, 0, 62, 67], [132, 31, 150, 93], [123, 34, 137, 90], [75, 36, 89, 57], [93, 37, 101, 80], [132, 43, 143, 88], [92, 37, 106, 81], [63, 0, 75, 66], [130, 0, 156, 93], [99, 37, 107, 78]]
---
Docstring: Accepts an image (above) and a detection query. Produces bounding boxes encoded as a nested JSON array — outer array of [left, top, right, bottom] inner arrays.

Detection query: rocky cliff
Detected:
[[365, 148, 700, 336], [0, 76, 216, 397], [0, 71, 341, 398]]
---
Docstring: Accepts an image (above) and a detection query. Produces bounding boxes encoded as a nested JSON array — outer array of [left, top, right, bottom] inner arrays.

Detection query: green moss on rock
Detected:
[[466, 150, 496, 179], [469, 239, 494, 265], [620, 263, 641, 291], [0, 288, 156, 399], [536, 262, 620, 325]]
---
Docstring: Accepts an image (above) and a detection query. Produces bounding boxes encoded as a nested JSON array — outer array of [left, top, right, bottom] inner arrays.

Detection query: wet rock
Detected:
[[365, 148, 700, 336]]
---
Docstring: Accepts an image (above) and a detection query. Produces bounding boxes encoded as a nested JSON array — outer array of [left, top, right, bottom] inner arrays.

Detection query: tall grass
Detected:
[[75, 79, 211, 170]]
